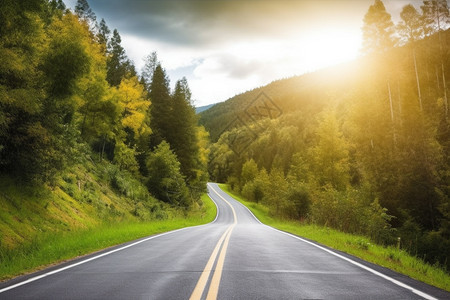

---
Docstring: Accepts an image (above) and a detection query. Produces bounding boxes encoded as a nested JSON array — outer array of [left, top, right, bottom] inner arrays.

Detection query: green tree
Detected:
[[149, 63, 172, 147], [146, 141, 189, 207], [141, 51, 158, 90], [397, 4, 424, 110], [168, 77, 201, 182], [310, 109, 350, 190], [240, 159, 258, 188], [362, 0, 396, 54], [97, 18, 110, 54], [264, 168, 289, 217], [106, 29, 135, 87], [75, 0, 97, 33], [421, 0, 449, 116]]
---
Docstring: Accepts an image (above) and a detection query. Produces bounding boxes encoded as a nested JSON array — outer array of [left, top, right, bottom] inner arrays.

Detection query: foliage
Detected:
[[204, 0, 450, 270], [0, 185, 216, 281], [221, 183, 450, 292], [146, 141, 190, 207]]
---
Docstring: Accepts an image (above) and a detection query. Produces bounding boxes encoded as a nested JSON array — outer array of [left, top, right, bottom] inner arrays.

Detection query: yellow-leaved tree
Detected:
[[116, 76, 151, 140], [113, 76, 151, 173]]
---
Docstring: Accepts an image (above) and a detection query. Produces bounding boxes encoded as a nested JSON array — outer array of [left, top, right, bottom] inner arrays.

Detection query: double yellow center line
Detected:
[[189, 185, 237, 300]]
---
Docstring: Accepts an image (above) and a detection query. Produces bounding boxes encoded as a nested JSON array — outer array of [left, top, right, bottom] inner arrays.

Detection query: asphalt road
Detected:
[[1, 183, 449, 299]]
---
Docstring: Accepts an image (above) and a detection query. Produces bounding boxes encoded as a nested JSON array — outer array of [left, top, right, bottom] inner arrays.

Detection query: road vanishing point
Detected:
[[1, 183, 449, 299]]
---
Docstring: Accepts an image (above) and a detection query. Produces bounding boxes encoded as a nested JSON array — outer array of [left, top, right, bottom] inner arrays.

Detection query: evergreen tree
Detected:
[[44, 0, 66, 21], [362, 0, 397, 137], [421, 0, 450, 116], [141, 51, 159, 90], [75, 0, 97, 33], [397, 4, 424, 110], [97, 18, 110, 54], [106, 29, 127, 86], [362, 0, 395, 54], [149, 64, 172, 147], [310, 109, 349, 191], [146, 141, 189, 207], [421, 0, 450, 36], [169, 77, 200, 181]]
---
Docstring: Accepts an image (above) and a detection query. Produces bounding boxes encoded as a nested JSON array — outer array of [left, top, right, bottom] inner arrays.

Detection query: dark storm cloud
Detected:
[[87, 0, 344, 47]]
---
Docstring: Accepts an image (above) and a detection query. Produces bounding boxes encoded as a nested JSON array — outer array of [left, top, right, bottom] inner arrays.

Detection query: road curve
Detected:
[[0, 183, 449, 299]]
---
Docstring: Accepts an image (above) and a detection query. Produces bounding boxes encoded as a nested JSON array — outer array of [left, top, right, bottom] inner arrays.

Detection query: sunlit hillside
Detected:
[[202, 26, 450, 269]]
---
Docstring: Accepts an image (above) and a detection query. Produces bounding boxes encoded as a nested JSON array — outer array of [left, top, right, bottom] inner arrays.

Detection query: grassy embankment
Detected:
[[0, 157, 217, 281], [219, 184, 450, 292]]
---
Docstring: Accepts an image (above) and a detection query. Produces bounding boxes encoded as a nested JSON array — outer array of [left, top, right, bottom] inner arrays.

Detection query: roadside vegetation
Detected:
[[0, 185, 216, 280], [0, 0, 212, 280], [219, 184, 450, 292], [204, 0, 450, 273]]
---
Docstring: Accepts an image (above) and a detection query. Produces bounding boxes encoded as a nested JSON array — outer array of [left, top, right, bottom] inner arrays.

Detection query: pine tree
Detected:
[[106, 29, 127, 86], [310, 109, 349, 190], [149, 64, 172, 148], [362, 0, 395, 54], [141, 51, 158, 90], [169, 77, 200, 181], [362, 0, 397, 140], [97, 18, 110, 54], [421, 0, 450, 116], [397, 4, 424, 110], [146, 141, 190, 207], [75, 0, 97, 33]]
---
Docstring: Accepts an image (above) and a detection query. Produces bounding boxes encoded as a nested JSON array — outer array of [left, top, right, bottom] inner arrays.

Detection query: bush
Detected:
[[146, 141, 190, 208], [286, 184, 311, 219], [365, 198, 396, 245], [227, 176, 240, 194]]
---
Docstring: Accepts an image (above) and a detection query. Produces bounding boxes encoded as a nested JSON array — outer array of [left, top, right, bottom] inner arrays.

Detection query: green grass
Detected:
[[219, 184, 450, 292], [0, 193, 217, 281]]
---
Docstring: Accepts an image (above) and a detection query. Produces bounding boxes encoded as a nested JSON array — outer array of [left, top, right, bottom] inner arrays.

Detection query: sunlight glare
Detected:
[[292, 28, 361, 72]]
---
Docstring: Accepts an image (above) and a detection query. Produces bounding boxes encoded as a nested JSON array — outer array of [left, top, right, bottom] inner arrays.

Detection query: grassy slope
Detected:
[[218, 184, 450, 292], [0, 156, 216, 280]]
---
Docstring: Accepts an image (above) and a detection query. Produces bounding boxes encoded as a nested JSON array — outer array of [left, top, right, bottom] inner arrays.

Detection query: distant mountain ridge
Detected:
[[199, 59, 363, 141], [195, 103, 215, 114]]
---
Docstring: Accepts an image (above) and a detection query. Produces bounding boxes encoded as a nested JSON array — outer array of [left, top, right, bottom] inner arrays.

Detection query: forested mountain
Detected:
[[0, 0, 208, 249], [201, 0, 450, 270], [195, 104, 215, 114]]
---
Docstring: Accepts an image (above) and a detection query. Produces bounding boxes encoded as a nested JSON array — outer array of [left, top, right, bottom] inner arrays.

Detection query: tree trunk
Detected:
[[101, 136, 106, 161], [397, 80, 403, 128], [441, 61, 448, 117], [388, 81, 397, 144], [388, 81, 394, 122], [413, 48, 423, 111]]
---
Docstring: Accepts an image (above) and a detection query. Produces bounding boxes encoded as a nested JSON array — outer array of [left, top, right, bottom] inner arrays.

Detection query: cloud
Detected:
[[86, 0, 369, 47], [64, 0, 416, 106], [193, 54, 263, 79]]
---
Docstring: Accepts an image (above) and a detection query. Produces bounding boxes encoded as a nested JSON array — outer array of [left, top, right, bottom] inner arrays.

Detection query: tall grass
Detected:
[[0, 193, 216, 280], [219, 184, 450, 292]]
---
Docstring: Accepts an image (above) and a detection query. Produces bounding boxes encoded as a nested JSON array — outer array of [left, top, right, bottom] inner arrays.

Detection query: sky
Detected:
[[65, 0, 424, 107]]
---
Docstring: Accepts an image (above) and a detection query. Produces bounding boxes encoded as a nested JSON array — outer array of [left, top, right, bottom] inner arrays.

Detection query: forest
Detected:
[[1, 0, 449, 278], [0, 0, 209, 242], [201, 0, 450, 270]]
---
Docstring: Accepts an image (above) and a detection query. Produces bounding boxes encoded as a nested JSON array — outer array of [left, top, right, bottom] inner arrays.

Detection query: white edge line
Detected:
[[212, 183, 261, 224], [215, 183, 437, 300], [268, 227, 438, 300], [207, 183, 220, 224], [0, 191, 222, 294], [0, 228, 188, 294]]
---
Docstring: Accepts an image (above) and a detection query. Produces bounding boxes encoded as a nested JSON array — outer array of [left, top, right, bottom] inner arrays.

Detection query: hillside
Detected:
[[0, 1, 211, 279], [199, 59, 365, 141], [195, 103, 215, 114], [202, 29, 450, 271], [0, 150, 169, 250]]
